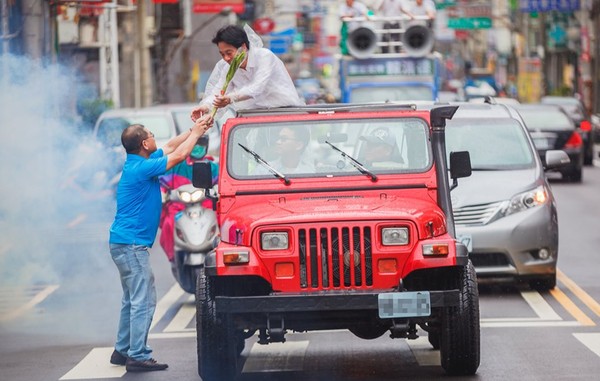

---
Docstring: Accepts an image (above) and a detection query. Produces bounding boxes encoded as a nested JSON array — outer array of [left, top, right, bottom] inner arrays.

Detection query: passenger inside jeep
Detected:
[[358, 127, 404, 168]]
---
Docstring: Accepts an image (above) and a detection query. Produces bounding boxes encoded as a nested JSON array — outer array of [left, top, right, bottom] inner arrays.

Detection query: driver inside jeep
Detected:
[[251, 126, 314, 175]]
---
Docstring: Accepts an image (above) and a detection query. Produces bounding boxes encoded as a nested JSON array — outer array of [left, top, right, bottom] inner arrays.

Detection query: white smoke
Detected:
[[0, 54, 118, 300]]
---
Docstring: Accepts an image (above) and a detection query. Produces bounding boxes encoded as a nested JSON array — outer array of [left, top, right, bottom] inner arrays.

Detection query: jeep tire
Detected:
[[196, 268, 238, 381], [440, 260, 480, 375]]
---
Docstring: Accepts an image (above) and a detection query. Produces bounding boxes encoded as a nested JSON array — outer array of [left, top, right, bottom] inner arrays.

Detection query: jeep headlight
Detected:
[[381, 227, 409, 246], [178, 189, 204, 203], [261, 232, 289, 251], [499, 185, 548, 218]]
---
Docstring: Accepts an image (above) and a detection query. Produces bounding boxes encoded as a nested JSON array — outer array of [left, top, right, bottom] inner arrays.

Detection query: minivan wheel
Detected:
[[529, 274, 556, 291]]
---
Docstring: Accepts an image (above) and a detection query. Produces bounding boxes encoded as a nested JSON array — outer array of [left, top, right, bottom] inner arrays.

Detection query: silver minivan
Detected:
[[436, 102, 568, 290]]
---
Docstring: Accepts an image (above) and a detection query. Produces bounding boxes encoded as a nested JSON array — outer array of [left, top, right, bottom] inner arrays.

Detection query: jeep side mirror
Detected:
[[193, 161, 213, 189], [449, 151, 471, 191]]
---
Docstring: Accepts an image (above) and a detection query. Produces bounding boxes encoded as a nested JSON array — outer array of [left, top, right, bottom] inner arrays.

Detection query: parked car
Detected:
[[421, 102, 569, 290], [513, 103, 584, 182], [93, 103, 222, 158], [540, 96, 594, 165]]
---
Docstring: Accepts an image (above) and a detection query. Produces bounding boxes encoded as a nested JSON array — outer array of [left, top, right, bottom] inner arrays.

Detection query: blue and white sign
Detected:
[[520, 0, 580, 12]]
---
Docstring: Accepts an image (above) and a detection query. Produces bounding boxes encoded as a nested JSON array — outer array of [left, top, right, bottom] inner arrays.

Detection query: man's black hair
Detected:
[[121, 124, 147, 154], [212, 25, 250, 50]]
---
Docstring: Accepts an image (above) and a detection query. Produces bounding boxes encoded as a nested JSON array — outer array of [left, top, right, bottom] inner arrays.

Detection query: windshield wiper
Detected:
[[238, 143, 290, 185], [325, 141, 377, 182]]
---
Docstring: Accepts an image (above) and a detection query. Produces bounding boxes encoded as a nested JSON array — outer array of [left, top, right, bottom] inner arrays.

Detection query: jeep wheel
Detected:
[[196, 268, 238, 381], [440, 260, 480, 375], [427, 330, 440, 350]]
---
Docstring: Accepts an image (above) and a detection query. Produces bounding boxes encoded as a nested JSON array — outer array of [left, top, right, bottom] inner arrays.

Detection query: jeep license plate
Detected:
[[378, 292, 431, 318]]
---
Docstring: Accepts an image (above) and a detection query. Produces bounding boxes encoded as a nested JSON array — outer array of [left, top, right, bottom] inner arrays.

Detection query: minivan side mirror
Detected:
[[192, 161, 213, 189], [543, 150, 570, 170]]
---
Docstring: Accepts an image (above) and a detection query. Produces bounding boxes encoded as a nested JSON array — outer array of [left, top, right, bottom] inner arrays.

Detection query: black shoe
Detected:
[[110, 349, 128, 366], [125, 357, 168, 372]]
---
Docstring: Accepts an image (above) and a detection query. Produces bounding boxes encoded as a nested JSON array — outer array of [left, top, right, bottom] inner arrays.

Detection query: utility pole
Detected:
[[137, 0, 152, 106]]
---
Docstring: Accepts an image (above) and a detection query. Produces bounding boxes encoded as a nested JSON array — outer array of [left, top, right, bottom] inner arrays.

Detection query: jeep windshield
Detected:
[[227, 118, 432, 179]]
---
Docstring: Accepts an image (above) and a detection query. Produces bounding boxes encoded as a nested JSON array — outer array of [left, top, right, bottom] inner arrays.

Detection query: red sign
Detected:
[[253, 17, 275, 35], [193, 0, 245, 13]]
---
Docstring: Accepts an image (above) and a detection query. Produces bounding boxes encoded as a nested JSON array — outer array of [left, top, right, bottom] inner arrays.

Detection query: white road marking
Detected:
[[242, 341, 309, 373], [573, 333, 600, 357], [150, 283, 186, 330], [0, 285, 59, 322], [59, 347, 125, 380], [407, 335, 440, 366], [520, 290, 562, 320], [163, 295, 195, 332]]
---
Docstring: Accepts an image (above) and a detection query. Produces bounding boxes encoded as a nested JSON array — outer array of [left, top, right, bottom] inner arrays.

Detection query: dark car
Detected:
[[540, 96, 594, 165], [514, 103, 583, 182]]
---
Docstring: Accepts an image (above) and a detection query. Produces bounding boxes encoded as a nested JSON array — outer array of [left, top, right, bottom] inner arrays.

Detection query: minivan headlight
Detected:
[[499, 185, 548, 218]]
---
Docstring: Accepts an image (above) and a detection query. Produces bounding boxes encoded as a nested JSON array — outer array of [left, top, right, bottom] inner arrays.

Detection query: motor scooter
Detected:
[[162, 182, 219, 294]]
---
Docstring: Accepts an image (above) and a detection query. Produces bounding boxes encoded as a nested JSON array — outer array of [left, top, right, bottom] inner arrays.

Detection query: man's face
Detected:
[[364, 142, 392, 163], [217, 42, 246, 65], [141, 128, 157, 153], [274, 127, 303, 156]]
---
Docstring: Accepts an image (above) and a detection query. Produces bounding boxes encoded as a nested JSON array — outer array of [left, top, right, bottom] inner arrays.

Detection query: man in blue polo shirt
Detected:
[[108, 116, 212, 372]]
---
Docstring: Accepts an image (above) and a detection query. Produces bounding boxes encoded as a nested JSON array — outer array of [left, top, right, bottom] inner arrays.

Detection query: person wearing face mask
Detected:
[[191, 24, 304, 123], [158, 137, 218, 263]]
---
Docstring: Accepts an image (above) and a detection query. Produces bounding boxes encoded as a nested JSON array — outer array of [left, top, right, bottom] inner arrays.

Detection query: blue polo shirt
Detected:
[[109, 149, 168, 247]]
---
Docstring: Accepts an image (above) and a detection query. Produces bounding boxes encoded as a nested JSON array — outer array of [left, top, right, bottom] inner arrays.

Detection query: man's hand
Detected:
[[213, 95, 232, 108], [192, 114, 214, 135], [191, 105, 209, 122]]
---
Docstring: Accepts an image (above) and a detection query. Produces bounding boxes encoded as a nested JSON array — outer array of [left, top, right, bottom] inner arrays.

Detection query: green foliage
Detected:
[[79, 98, 114, 126], [549, 86, 573, 97], [210, 48, 247, 118]]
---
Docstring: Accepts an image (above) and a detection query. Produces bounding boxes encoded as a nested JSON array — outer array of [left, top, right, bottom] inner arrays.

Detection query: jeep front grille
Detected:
[[298, 226, 373, 289], [453, 201, 503, 226]]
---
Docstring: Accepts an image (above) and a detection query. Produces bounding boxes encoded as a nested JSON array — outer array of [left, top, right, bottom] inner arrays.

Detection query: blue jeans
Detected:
[[109, 244, 157, 361]]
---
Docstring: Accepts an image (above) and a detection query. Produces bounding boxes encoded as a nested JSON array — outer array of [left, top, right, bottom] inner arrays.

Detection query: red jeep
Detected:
[[193, 104, 479, 380]]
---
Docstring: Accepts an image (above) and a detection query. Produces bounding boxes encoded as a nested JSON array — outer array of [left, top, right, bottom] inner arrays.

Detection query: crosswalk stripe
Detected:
[[150, 283, 186, 330], [0, 285, 59, 323], [407, 335, 440, 366], [573, 333, 600, 357], [163, 295, 195, 332], [242, 341, 309, 373], [59, 347, 125, 380]]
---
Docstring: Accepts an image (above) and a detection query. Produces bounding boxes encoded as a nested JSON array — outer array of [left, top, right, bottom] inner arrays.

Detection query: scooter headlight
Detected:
[[178, 189, 204, 203]]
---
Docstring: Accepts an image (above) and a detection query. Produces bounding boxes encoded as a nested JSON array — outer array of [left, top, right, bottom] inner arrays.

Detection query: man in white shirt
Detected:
[[375, 0, 405, 53], [402, 0, 436, 26], [253, 126, 314, 175], [338, 0, 371, 55], [191, 24, 304, 122]]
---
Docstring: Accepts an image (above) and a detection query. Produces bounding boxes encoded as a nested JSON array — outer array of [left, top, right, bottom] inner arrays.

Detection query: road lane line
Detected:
[[0, 285, 59, 323], [558, 269, 600, 318], [242, 341, 309, 373], [481, 320, 580, 328], [573, 333, 600, 358], [163, 294, 195, 332], [550, 286, 595, 326], [407, 335, 440, 366], [520, 290, 562, 320], [59, 347, 125, 380], [150, 283, 186, 330]]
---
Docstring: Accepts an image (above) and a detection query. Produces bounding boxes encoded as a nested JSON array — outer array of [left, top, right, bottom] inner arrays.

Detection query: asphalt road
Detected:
[[1, 159, 600, 381]]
